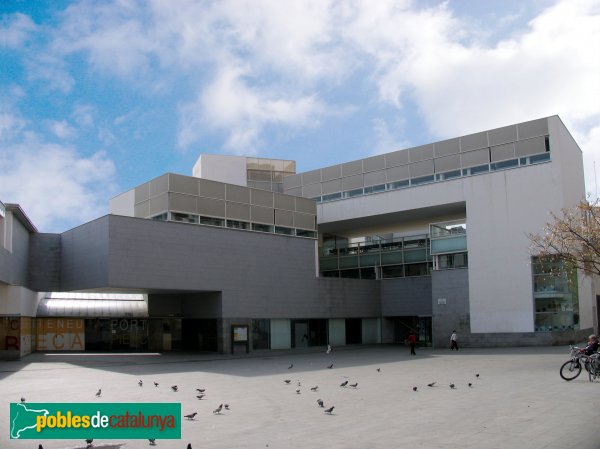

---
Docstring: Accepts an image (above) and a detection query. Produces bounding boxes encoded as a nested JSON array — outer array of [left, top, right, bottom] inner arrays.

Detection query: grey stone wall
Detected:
[[431, 268, 470, 348], [60, 217, 110, 290], [381, 276, 432, 316], [28, 233, 61, 291], [105, 215, 380, 320], [4, 217, 31, 285], [0, 248, 11, 284]]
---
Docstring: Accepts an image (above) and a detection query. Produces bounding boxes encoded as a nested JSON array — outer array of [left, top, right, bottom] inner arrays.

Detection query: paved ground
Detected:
[[1, 345, 599, 449]]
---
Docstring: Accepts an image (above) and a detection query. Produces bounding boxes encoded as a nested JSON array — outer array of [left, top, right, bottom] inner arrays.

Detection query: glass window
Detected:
[[275, 226, 293, 235], [296, 229, 317, 238], [491, 159, 519, 170], [200, 216, 224, 227], [171, 212, 199, 224], [151, 213, 168, 221], [227, 220, 249, 230], [364, 184, 386, 194], [344, 188, 364, 198], [387, 180, 410, 190], [339, 269, 360, 279], [533, 256, 579, 332], [252, 319, 270, 350], [321, 271, 340, 278], [530, 153, 551, 164], [252, 223, 273, 233], [322, 192, 342, 202], [405, 262, 431, 277], [411, 175, 435, 186], [381, 264, 405, 278]]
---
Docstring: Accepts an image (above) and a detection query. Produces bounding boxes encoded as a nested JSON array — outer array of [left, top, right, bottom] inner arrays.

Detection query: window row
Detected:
[[150, 212, 317, 238], [311, 152, 551, 204]]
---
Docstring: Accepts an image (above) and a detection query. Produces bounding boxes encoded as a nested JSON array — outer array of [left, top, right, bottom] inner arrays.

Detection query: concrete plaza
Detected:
[[1, 345, 599, 449]]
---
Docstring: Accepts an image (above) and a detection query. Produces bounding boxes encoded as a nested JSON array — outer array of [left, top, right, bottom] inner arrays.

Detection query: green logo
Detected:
[[10, 403, 181, 439]]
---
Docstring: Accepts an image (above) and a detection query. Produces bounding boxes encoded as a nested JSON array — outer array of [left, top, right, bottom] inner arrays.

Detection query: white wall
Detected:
[[317, 117, 588, 334], [192, 154, 248, 186], [109, 189, 135, 216], [0, 285, 43, 316]]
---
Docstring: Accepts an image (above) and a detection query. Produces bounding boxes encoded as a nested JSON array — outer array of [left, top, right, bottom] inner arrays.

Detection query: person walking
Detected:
[[408, 331, 417, 356], [450, 330, 459, 350]]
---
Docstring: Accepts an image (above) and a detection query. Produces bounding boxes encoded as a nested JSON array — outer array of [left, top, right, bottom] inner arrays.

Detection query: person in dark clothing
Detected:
[[582, 334, 598, 355], [407, 331, 417, 356]]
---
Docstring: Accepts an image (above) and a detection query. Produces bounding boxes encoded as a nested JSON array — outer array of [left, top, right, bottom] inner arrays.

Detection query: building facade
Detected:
[[1, 115, 598, 358]]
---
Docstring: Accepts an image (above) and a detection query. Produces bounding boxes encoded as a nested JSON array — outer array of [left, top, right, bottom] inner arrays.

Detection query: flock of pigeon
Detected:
[[30, 344, 481, 448]]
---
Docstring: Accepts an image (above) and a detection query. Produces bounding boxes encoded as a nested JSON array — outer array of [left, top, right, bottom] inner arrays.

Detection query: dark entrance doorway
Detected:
[[392, 316, 432, 346], [181, 319, 218, 352], [345, 318, 362, 344], [291, 319, 328, 347]]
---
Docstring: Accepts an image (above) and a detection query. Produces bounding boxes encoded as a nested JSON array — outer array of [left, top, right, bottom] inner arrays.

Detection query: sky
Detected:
[[1, 0, 599, 233]]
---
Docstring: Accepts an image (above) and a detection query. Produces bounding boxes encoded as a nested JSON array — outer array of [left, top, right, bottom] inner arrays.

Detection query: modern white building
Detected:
[[0, 115, 597, 358]]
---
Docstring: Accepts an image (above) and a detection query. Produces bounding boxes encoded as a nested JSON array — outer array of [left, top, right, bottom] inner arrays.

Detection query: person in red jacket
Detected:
[[407, 331, 417, 356]]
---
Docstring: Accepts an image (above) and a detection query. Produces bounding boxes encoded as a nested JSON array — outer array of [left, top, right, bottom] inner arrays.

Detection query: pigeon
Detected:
[[148, 438, 156, 445], [413, 386, 418, 391], [196, 388, 205, 393], [184, 412, 197, 420], [340, 380, 348, 387], [427, 382, 436, 387], [224, 404, 230, 410], [85, 439, 93, 448], [171, 385, 178, 392], [95, 389, 101, 398], [196, 394, 205, 400], [20, 397, 25, 403], [213, 404, 223, 414], [327, 363, 333, 369], [310, 386, 319, 391], [468, 383, 473, 387], [376, 368, 381, 372], [317, 399, 324, 407], [187, 444, 192, 449], [297, 381, 301, 387], [154, 382, 159, 387], [284, 379, 291, 384], [324, 406, 335, 414], [38, 445, 43, 449], [326, 345, 332, 354], [138, 380, 143, 387], [349, 383, 358, 388], [449, 383, 456, 389], [288, 363, 293, 369], [295, 389, 301, 394], [476, 373, 480, 378]]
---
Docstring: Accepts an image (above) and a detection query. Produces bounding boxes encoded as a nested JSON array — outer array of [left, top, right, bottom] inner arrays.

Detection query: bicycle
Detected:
[[559, 346, 591, 381], [585, 352, 600, 382]]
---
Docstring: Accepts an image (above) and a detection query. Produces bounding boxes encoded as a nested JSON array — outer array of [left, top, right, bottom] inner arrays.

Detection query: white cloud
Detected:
[[72, 104, 95, 128], [574, 122, 600, 201], [371, 117, 412, 156], [0, 113, 27, 142], [178, 64, 324, 153], [0, 135, 117, 232], [1, 13, 36, 49], [46, 120, 77, 140]]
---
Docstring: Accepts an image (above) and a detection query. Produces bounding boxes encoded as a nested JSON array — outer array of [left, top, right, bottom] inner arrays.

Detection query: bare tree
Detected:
[[529, 200, 600, 276]]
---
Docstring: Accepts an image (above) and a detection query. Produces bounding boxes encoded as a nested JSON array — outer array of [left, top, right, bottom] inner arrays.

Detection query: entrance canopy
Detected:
[[37, 292, 148, 318]]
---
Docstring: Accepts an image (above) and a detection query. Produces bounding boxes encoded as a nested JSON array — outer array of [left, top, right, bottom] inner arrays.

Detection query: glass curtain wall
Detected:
[[532, 257, 579, 332]]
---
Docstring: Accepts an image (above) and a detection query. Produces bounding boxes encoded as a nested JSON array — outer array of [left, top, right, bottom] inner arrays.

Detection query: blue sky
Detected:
[[1, 0, 599, 232]]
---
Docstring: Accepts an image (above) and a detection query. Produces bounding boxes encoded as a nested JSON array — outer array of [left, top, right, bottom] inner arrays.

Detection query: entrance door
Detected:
[[293, 321, 309, 348], [345, 318, 362, 344], [181, 319, 218, 352]]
